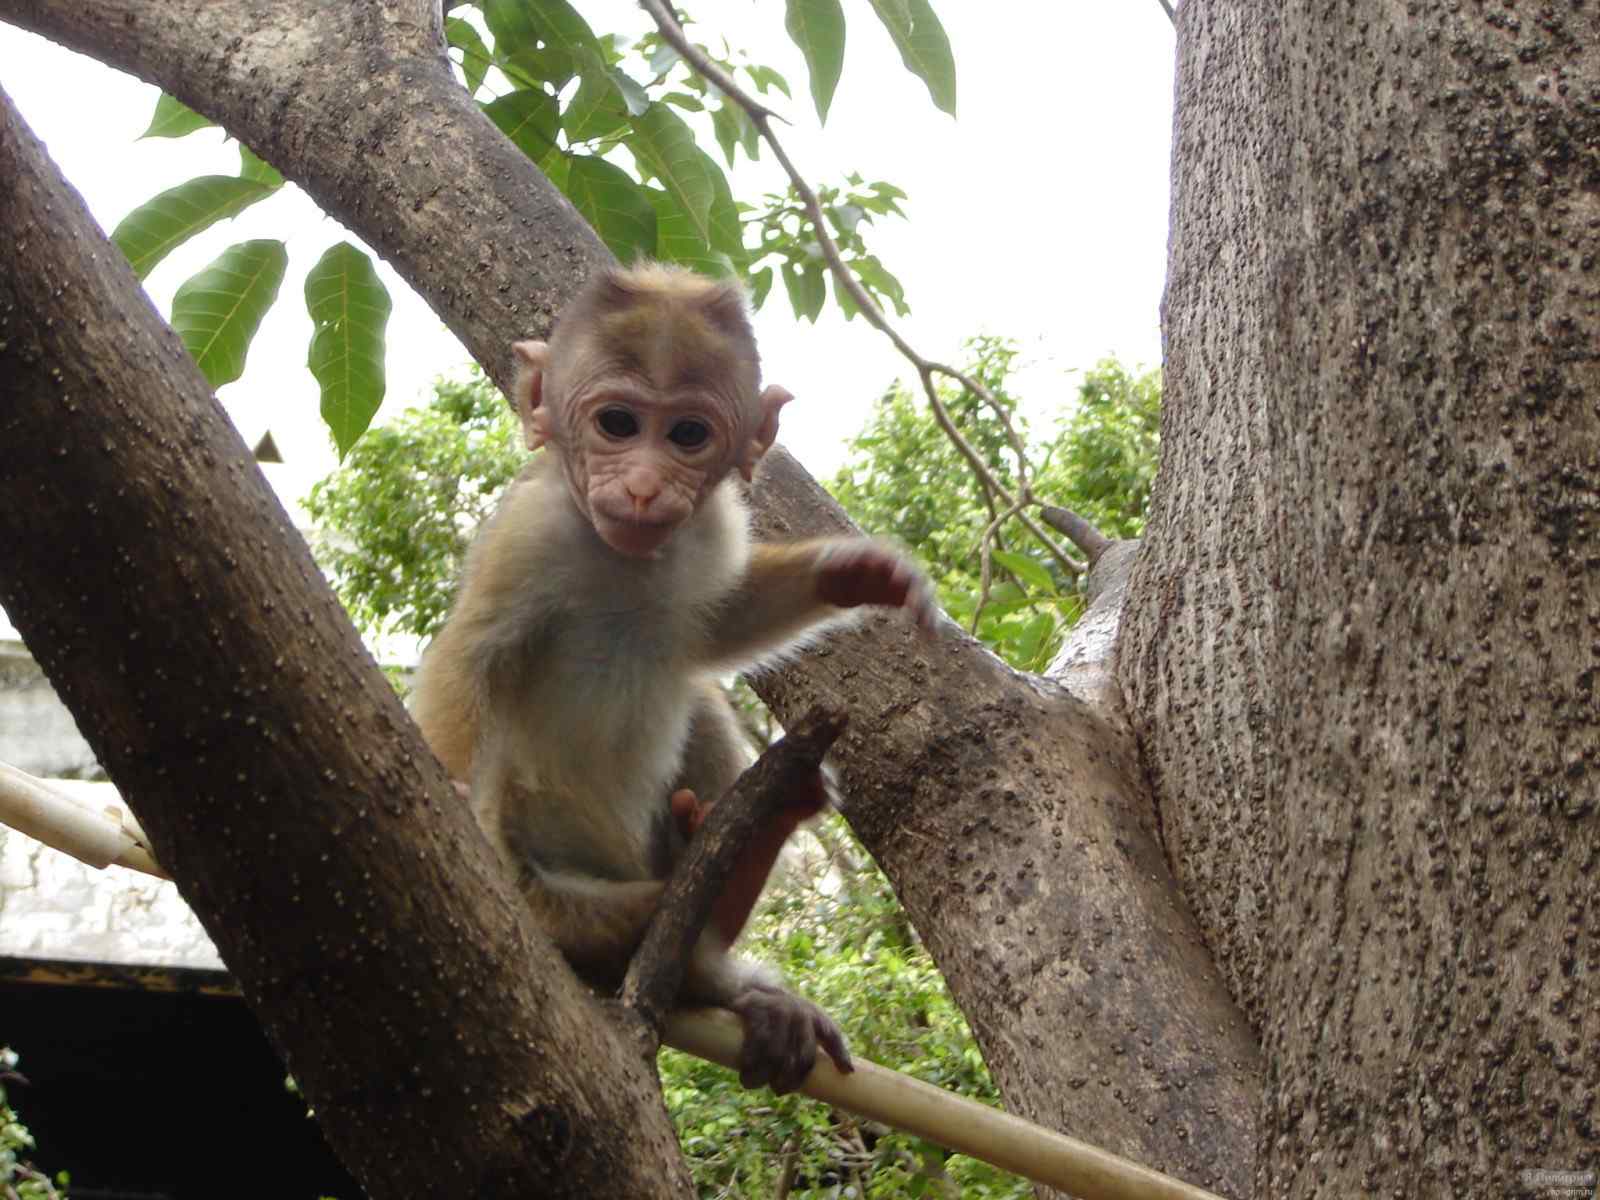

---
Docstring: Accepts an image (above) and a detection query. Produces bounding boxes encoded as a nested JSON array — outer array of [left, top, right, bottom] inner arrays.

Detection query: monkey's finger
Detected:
[[814, 1013, 854, 1074], [669, 788, 705, 837]]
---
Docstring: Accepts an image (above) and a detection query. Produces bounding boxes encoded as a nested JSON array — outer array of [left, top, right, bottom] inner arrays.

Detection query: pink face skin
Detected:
[[512, 340, 789, 559]]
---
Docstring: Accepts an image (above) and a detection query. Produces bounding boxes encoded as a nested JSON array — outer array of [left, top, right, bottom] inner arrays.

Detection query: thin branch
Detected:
[[621, 707, 847, 1030], [1156, 0, 1177, 26], [972, 498, 1026, 635], [638, 0, 1084, 581]]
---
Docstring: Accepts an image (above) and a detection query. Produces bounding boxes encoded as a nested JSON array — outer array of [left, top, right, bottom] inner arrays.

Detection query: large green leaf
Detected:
[[111, 175, 281, 280], [867, 0, 956, 115], [483, 0, 601, 88], [710, 100, 760, 167], [699, 150, 745, 263], [564, 58, 648, 142], [562, 156, 657, 264], [645, 188, 731, 278], [141, 93, 212, 139], [305, 242, 393, 458], [170, 239, 288, 389], [785, 0, 847, 124], [446, 16, 492, 97], [626, 103, 716, 248], [483, 90, 561, 161]]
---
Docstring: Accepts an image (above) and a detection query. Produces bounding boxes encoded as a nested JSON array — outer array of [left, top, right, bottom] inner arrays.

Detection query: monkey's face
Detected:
[[563, 378, 742, 558]]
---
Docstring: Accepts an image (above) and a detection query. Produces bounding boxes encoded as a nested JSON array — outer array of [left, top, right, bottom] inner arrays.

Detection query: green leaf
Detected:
[[111, 175, 281, 280], [744, 64, 792, 99], [238, 145, 283, 187], [140, 93, 212, 140], [782, 261, 827, 323], [627, 104, 717, 249], [749, 265, 775, 309], [483, 89, 561, 161], [785, 0, 846, 124], [562, 156, 657, 264], [564, 57, 653, 141], [867, 0, 956, 115], [487, 0, 611, 92], [710, 101, 761, 168], [990, 550, 1056, 594], [170, 239, 288, 389], [305, 242, 393, 458], [645, 188, 731, 278], [446, 16, 493, 97]]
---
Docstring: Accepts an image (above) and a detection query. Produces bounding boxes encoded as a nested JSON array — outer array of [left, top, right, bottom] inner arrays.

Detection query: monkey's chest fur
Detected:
[[482, 471, 749, 890]]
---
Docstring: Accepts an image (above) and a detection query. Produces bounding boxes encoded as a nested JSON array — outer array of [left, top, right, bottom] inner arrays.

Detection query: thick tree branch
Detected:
[[0, 83, 691, 1200], [0, 4, 1261, 1191]]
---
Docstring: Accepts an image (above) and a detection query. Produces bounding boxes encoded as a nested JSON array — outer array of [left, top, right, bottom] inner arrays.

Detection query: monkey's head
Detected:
[[512, 264, 791, 559]]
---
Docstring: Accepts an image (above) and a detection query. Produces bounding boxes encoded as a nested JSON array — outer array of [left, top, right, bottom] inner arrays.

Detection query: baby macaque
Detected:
[[411, 263, 933, 1093]]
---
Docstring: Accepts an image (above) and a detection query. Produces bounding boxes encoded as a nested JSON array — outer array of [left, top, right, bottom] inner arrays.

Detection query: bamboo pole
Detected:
[[666, 1009, 1226, 1200], [0, 761, 1228, 1200], [0, 761, 165, 877]]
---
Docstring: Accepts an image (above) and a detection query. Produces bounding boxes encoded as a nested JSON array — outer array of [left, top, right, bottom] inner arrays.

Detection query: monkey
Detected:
[[410, 262, 934, 1094]]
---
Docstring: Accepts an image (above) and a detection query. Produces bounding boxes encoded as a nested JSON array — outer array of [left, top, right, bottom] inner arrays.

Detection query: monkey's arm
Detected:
[[704, 540, 934, 669]]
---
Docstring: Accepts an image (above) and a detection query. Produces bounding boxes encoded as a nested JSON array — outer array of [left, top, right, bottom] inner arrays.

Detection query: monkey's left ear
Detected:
[[739, 384, 793, 482], [511, 340, 554, 451]]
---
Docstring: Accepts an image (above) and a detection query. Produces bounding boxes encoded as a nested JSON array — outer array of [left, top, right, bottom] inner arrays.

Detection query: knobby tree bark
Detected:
[[11, 1, 1590, 1198], [0, 3, 1258, 1196], [0, 87, 694, 1198], [1121, 3, 1600, 1195]]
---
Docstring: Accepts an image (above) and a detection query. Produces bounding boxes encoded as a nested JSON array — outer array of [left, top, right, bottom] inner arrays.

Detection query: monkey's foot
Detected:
[[729, 983, 853, 1094]]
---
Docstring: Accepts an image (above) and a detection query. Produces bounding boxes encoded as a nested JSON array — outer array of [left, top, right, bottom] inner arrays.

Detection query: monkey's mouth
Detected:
[[593, 513, 675, 559]]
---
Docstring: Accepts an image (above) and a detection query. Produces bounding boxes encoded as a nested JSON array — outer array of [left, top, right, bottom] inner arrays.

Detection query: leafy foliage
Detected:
[[0, 1049, 68, 1199], [303, 371, 522, 643], [662, 820, 1028, 1198], [109, 2, 950, 450], [831, 342, 1160, 670]]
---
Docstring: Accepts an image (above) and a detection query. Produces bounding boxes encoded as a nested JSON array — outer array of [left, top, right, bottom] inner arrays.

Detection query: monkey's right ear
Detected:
[[511, 340, 554, 451]]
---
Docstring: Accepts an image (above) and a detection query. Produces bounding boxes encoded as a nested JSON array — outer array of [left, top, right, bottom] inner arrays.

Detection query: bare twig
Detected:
[[638, 0, 1084, 583], [1156, 0, 1177, 26], [972, 498, 1026, 634]]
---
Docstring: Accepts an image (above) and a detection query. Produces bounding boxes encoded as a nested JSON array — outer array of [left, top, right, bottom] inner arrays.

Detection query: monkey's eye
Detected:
[[597, 408, 639, 439], [668, 419, 711, 450]]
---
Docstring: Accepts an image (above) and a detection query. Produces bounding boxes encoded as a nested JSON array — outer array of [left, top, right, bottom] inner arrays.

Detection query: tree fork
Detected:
[[0, 85, 695, 1200]]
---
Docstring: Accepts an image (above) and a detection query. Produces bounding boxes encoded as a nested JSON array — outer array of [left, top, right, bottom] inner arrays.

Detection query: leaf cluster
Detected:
[[106, 2, 951, 457], [0, 1048, 69, 1199], [303, 371, 522, 644], [830, 342, 1161, 670]]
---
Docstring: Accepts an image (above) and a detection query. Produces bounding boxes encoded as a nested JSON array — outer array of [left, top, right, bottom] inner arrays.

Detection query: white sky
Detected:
[[0, 3, 1175, 638]]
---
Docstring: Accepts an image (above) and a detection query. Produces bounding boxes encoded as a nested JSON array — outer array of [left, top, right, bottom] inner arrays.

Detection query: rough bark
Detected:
[[0, 0, 1264, 1193], [1123, 2, 1600, 1195], [0, 85, 693, 1199], [752, 457, 1259, 1197]]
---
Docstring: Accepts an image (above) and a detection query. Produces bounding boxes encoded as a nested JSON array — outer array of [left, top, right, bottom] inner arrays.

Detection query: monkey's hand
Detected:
[[729, 982, 854, 1094], [816, 542, 937, 632]]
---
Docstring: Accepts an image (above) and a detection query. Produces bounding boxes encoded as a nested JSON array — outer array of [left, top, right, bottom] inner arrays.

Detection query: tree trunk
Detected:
[[0, 85, 693, 1200], [1122, 2, 1600, 1194], [0, 1, 1269, 1195]]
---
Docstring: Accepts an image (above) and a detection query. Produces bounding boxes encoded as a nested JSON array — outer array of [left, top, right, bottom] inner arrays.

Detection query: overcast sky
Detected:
[[0, 3, 1176, 638]]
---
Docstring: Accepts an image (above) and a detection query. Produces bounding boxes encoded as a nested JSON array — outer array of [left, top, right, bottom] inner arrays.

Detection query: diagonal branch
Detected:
[[638, 0, 1084, 585], [621, 708, 847, 1029]]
